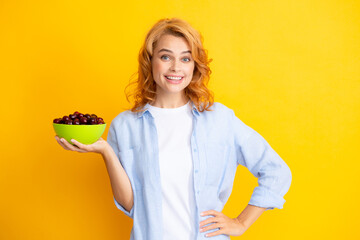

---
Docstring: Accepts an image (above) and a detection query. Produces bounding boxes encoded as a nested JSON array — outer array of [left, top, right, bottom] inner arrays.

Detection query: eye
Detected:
[[160, 55, 170, 60], [182, 57, 191, 62]]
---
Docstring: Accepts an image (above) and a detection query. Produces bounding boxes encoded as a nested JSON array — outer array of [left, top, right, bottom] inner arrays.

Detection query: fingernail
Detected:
[[61, 139, 64, 142]]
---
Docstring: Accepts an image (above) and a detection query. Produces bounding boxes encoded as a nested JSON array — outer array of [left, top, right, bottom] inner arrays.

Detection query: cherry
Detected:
[[89, 117, 97, 125], [54, 112, 105, 125], [80, 117, 88, 124], [53, 118, 61, 123], [62, 116, 70, 122], [65, 120, 73, 125]]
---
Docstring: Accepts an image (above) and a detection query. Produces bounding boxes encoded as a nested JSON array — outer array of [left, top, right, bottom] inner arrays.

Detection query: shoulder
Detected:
[[196, 102, 236, 129], [203, 102, 251, 131], [211, 102, 233, 112], [109, 109, 138, 128], [202, 102, 235, 118]]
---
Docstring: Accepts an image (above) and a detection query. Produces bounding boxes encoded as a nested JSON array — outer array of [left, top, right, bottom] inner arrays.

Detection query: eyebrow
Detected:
[[158, 48, 191, 54]]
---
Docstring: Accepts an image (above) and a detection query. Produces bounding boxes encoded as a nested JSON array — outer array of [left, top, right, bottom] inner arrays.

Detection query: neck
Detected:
[[151, 93, 189, 108]]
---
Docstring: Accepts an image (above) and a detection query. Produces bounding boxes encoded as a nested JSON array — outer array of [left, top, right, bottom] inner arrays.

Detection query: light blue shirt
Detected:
[[107, 102, 292, 240]]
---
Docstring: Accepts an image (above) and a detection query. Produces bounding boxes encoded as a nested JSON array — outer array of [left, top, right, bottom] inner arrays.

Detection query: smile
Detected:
[[165, 75, 183, 80], [164, 75, 184, 84]]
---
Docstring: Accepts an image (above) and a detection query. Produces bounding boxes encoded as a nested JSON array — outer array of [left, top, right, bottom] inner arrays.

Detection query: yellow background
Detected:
[[1, 0, 359, 239]]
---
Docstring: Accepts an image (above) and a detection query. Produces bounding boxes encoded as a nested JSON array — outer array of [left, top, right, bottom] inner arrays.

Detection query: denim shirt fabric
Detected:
[[107, 102, 292, 240]]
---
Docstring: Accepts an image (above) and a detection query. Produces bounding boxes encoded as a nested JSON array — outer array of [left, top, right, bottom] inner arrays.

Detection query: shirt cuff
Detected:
[[248, 186, 286, 211], [114, 196, 134, 218]]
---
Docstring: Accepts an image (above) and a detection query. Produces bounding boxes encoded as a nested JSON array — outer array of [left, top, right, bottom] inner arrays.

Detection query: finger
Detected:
[[199, 216, 218, 228], [70, 139, 90, 151], [200, 222, 223, 233], [55, 136, 71, 150], [61, 138, 87, 153], [204, 228, 225, 238], [201, 210, 221, 217]]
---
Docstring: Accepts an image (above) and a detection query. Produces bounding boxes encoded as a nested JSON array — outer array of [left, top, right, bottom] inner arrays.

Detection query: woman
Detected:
[[55, 18, 292, 240]]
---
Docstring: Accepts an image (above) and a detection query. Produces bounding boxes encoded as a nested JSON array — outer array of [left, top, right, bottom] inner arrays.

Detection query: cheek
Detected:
[[152, 61, 167, 76], [186, 64, 195, 76], [151, 61, 158, 74]]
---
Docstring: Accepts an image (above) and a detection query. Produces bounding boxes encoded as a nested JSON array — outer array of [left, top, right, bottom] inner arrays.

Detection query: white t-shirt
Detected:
[[148, 101, 196, 240]]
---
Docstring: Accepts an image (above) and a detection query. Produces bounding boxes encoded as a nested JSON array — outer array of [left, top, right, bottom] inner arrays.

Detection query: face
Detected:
[[151, 34, 195, 100]]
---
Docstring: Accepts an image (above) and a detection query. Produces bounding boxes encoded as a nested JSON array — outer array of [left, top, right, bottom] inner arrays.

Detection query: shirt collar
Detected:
[[136, 103, 151, 119], [191, 102, 200, 116], [136, 101, 200, 119]]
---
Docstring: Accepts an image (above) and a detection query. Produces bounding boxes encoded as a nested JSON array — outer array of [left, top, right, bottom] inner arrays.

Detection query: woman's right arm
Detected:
[[55, 136, 134, 213], [101, 143, 133, 213]]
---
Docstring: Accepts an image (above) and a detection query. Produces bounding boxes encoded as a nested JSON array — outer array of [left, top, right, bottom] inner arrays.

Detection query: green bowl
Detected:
[[53, 123, 106, 145]]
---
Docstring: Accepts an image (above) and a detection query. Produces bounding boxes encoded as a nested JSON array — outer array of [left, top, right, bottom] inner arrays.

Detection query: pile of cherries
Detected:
[[53, 111, 105, 125]]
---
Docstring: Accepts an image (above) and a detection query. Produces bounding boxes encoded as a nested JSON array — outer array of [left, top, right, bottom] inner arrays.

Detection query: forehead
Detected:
[[154, 34, 191, 53]]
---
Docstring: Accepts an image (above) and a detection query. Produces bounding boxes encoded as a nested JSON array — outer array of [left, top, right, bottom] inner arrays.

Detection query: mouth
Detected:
[[164, 75, 184, 84]]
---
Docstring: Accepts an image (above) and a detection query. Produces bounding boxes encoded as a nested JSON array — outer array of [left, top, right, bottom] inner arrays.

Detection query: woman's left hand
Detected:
[[199, 210, 247, 237]]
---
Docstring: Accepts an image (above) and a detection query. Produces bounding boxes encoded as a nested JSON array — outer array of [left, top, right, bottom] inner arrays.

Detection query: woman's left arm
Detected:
[[200, 109, 292, 237], [199, 204, 266, 237]]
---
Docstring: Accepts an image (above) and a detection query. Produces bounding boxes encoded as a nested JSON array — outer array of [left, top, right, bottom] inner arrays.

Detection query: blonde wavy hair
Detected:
[[125, 18, 214, 112]]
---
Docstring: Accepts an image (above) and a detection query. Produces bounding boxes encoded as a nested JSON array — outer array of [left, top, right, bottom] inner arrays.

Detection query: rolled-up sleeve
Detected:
[[113, 196, 134, 218], [107, 121, 119, 156], [107, 120, 134, 218], [232, 111, 292, 210]]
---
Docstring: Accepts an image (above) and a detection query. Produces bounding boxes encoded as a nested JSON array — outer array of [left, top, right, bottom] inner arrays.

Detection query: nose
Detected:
[[170, 59, 180, 72]]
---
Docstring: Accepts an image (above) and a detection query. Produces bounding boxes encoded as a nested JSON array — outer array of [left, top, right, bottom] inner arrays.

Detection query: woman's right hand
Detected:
[[55, 136, 109, 155]]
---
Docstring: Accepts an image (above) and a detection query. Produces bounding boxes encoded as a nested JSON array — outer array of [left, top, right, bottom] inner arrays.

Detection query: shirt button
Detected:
[[195, 170, 198, 173], [193, 149, 197, 152], [197, 191, 200, 194]]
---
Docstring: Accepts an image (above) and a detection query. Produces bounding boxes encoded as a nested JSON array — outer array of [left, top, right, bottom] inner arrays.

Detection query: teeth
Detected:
[[166, 76, 182, 80]]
